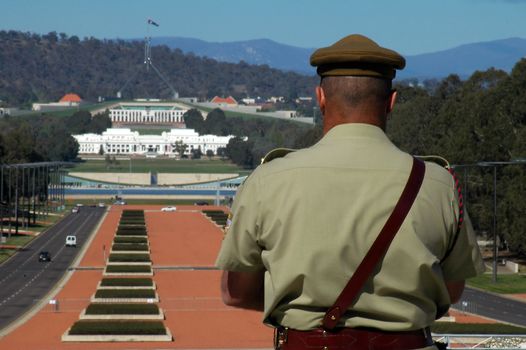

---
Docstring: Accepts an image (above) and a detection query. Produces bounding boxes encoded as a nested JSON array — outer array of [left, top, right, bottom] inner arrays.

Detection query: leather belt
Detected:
[[275, 327, 433, 350]]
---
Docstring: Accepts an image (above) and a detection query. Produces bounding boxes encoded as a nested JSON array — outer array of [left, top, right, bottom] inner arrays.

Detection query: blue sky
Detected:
[[2, 0, 526, 55]]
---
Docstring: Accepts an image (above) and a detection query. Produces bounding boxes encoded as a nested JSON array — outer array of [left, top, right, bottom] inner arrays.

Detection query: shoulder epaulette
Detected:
[[261, 148, 296, 165], [415, 155, 451, 169]]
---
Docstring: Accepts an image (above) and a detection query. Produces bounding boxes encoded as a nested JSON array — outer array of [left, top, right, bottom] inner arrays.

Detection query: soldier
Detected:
[[216, 34, 484, 350]]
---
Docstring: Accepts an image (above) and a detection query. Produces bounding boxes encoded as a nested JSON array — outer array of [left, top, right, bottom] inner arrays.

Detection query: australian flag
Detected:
[[148, 19, 159, 27]]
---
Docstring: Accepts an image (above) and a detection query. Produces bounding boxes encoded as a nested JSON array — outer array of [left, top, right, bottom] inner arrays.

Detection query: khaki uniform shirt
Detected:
[[216, 123, 485, 331]]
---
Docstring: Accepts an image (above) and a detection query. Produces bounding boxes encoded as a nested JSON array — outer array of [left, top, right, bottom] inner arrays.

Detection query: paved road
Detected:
[[0, 206, 105, 331], [453, 286, 526, 327]]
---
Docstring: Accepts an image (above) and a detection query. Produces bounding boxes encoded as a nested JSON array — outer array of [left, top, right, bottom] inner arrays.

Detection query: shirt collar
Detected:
[[322, 123, 391, 142]]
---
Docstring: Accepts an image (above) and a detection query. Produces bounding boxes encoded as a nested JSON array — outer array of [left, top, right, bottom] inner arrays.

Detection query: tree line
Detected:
[[184, 108, 321, 167], [0, 30, 316, 107], [385, 61, 526, 256], [0, 111, 111, 164]]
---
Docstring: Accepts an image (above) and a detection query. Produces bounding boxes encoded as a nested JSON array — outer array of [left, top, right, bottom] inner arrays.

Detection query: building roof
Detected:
[[59, 93, 82, 103], [211, 96, 237, 105]]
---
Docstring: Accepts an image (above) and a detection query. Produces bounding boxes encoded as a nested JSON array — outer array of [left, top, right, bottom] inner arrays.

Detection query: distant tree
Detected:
[[90, 112, 112, 133], [183, 109, 205, 131], [206, 149, 214, 159], [3, 123, 41, 163], [293, 125, 323, 149], [104, 154, 111, 169], [191, 146, 202, 159], [0, 133, 5, 163], [66, 111, 92, 134], [173, 141, 188, 158], [98, 145, 104, 155], [217, 147, 227, 160], [202, 108, 229, 135], [226, 137, 254, 168]]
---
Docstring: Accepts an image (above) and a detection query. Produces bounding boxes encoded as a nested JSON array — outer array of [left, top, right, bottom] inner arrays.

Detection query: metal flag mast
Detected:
[[117, 18, 178, 99]]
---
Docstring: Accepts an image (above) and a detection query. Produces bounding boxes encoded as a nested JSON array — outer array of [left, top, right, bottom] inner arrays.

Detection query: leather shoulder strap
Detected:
[[322, 157, 426, 330]]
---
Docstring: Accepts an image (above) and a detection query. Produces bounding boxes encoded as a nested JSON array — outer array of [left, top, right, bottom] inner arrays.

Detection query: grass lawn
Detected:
[[467, 274, 526, 294], [70, 158, 251, 175], [14, 101, 115, 119], [2, 234, 35, 246], [0, 235, 35, 263], [187, 103, 311, 125]]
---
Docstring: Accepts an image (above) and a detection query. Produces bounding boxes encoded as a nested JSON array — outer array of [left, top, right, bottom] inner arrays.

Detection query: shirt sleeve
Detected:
[[215, 174, 264, 272], [440, 190, 486, 281]]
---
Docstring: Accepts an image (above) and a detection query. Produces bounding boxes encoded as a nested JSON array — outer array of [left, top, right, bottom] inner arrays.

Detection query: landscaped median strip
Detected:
[[202, 209, 229, 228], [98, 277, 155, 288], [80, 303, 165, 320], [62, 209, 172, 342], [61, 320, 172, 342]]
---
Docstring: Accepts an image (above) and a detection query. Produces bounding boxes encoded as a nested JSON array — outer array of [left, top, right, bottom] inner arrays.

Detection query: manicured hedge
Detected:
[[202, 210, 224, 215], [95, 289, 156, 299], [117, 225, 146, 230], [118, 225, 146, 230], [69, 320, 166, 335], [119, 221, 145, 226], [100, 278, 153, 287], [119, 220, 145, 226], [203, 210, 228, 227], [114, 237, 148, 244], [106, 265, 152, 273], [112, 243, 149, 251], [121, 210, 144, 218], [116, 230, 147, 236], [119, 222, 146, 227], [122, 209, 144, 214], [85, 303, 159, 315], [109, 254, 150, 262]]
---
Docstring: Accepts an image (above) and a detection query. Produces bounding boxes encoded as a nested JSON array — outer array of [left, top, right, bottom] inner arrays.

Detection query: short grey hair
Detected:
[[320, 76, 392, 108]]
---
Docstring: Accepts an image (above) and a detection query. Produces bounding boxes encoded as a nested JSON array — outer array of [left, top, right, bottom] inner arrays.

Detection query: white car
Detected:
[[161, 206, 177, 212], [98, 202, 106, 208], [65, 235, 77, 247]]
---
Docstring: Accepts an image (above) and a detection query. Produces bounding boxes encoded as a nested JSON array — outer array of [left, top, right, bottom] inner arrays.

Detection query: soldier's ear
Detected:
[[386, 89, 397, 115], [316, 86, 326, 115]]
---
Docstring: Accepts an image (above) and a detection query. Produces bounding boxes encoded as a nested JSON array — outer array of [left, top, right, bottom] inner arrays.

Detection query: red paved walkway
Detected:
[[0, 205, 272, 349]]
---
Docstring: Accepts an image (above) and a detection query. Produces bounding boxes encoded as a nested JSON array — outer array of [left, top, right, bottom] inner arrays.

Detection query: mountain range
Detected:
[[149, 37, 526, 80]]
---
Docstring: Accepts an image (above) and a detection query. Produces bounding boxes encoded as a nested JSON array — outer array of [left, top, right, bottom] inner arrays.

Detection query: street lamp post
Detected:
[[453, 159, 526, 284]]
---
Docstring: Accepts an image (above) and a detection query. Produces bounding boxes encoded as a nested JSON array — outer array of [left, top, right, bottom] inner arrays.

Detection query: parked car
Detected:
[[38, 251, 51, 262], [194, 201, 209, 206], [161, 206, 177, 212], [114, 200, 126, 205], [98, 202, 106, 208], [65, 235, 77, 247], [71, 207, 79, 214]]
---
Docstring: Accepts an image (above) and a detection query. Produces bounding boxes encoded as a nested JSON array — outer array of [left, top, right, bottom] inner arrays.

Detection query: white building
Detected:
[[109, 102, 188, 126], [74, 128, 238, 156], [32, 93, 85, 111]]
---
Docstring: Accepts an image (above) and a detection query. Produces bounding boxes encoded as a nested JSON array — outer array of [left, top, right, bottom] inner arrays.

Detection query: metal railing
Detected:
[[434, 334, 526, 349]]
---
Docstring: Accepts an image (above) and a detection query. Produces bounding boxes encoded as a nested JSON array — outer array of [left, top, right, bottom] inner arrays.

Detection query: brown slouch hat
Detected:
[[310, 34, 405, 79]]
